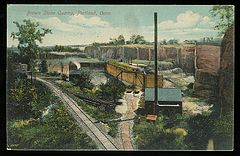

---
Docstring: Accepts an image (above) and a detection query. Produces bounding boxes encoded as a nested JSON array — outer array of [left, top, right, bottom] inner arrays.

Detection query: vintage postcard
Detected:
[[7, 4, 234, 151]]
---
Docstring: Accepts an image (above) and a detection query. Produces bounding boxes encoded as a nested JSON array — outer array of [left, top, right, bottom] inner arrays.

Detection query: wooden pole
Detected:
[[154, 12, 158, 115]]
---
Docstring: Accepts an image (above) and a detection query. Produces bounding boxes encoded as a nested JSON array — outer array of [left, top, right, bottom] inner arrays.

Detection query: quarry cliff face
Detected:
[[193, 45, 221, 102], [84, 44, 196, 73], [218, 25, 234, 114], [84, 44, 223, 101]]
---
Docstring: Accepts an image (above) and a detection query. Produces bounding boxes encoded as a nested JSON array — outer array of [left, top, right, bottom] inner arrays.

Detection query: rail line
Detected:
[[36, 77, 118, 150], [50, 80, 115, 110]]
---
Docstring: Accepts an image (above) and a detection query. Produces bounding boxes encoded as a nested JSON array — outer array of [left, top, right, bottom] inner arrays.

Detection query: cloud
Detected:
[[8, 10, 218, 47], [159, 10, 212, 30], [32, 14, 110, 33], [68, 14, 109, 27], [32, 17, 81, 32]]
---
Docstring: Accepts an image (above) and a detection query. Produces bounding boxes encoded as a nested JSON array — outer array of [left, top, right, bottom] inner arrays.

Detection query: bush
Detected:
[[133, 114, 189, 150], [212, 111, 233, 150], [8, 79, 53, 120], [39, 59, 48, 73], [69, 69, 94, 89], [48, 71, 60, 77], [97, 77, 126, 104], [108, 122, 118, 137], [77, 101, 121, 138], [8, 96, 97, 149], [185, 113, 213, 150]]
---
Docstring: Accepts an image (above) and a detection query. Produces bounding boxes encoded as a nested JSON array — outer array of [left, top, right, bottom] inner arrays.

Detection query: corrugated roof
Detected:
[[145, 88, 182, 102]]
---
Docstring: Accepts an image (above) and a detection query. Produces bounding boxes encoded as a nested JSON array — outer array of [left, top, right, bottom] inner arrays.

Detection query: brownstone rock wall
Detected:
[[218, 25, 234, 114], [194, 45, 221, 101]]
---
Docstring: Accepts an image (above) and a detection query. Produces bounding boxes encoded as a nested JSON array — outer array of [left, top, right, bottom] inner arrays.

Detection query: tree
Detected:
[[129, 35, 146, 44], [98, 78, 126, 104], [117, 35, 125, 45], [39, 59, 48, 73], [210, 5, 234, 36], [54, 45, 65, 52], [162, 39, 167, 45], [133, 114, 189, 150], [7, 50, 21, 88], [109, 38, 118, 45], [167, 39, 179, 45], [185, 113, 213, 150], [109, 35, 126, 45], [69, 69, 94, 89], [11, 19, 52, 70], [8, 79, 33, 119]]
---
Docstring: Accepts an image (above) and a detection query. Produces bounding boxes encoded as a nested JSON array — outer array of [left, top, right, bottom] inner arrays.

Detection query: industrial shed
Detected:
[[144, 88, 183, 115]]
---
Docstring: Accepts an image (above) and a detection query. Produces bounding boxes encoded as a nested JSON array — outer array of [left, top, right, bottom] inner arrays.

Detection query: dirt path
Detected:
[[116, 91, 142, 150]]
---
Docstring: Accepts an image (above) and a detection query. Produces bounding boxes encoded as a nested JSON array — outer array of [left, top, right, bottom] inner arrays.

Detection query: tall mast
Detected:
[[154, 12, 158, 114]]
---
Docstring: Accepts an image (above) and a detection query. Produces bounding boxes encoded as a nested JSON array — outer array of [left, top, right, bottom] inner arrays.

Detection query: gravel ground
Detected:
[[163, 78, 212, 115], [116, 91, 143, 150]]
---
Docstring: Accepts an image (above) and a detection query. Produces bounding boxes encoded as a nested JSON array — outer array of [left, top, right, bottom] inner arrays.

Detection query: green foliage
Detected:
[[53, 45, 82, 52], [7, 79, 97, 149], [11, 19, 52, 66], [77, 101, 121, 121], [8, 79, 33, 119], [97, 78, 126, 104], [107, 122, 118, 137], [185, 113, 213, 150], [109, 35, 125, 45], [8, 79, 53, 120], [161, 39, 167, 45], [213, 111, 233, 138], [69, 69, 94, 89], [212, 111, 233, 150], [61, 74, 68, 81], [129, 34, 146, 44], [58, 79, 122, 138], [39, 59, 48, 73], [133, 114, 189, 150], [92, 42, 100, 47], [210, 5, 234, 35], [8, 104, 97, 149], [167, 39, 179, 45], [117, 35, 125, 44], [77, 101, 121, 138], [47, 71, 61, 77], [54, 45, 65, 52]]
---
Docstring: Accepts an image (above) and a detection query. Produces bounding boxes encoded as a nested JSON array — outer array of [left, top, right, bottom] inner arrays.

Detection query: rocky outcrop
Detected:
[[218, 25, 234, 114], [84, 44, 196, 73], [193, 45, 221, 101], [179, 46, 195, 73]]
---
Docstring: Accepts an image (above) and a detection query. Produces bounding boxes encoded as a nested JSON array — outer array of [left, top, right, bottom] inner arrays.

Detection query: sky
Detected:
[[7, 5, 221, 47]]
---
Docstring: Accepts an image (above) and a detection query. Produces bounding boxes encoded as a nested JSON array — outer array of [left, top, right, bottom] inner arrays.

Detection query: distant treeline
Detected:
[[42, 45, 83, 53], [8, 45, 83, 54]]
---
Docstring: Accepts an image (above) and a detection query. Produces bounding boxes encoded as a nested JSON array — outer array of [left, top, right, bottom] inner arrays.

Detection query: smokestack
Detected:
[[154, 12, 158, 114]]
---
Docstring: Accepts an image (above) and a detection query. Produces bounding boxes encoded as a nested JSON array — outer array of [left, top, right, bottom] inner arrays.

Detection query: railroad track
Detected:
[[36, 77, 118, 150], [49, 80, 115, 110]]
